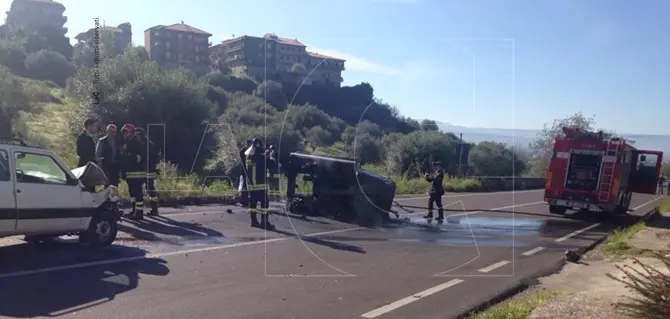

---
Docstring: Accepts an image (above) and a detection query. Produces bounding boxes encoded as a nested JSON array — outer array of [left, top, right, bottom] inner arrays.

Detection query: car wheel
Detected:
[[82, 213, 118, 247]]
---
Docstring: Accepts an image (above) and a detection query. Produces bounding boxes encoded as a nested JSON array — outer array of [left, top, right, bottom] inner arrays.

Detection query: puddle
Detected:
[[392, 216, 544, 237], [392, 237, 529, 248]]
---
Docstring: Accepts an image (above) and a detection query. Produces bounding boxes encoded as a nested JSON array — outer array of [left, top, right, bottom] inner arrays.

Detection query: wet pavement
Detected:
[[0, 190, 663, 319]]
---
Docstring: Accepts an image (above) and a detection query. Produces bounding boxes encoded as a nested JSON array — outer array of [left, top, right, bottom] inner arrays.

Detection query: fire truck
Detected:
[[544, 127, 663, 216]]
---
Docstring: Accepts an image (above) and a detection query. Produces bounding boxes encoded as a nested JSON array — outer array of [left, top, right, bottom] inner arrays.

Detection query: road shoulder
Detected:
[[462, 196, 668, 319]]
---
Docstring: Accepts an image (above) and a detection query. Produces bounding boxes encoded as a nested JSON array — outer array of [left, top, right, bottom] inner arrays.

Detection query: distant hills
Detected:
[[434, 122, 670, 154]]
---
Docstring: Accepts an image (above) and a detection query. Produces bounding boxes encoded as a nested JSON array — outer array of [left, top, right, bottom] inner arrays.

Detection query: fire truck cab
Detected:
[[544, 127, 663, 216]]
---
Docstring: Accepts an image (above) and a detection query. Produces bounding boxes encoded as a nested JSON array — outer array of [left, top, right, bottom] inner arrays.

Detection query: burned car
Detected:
[[0, 139, 122, 247], [283, 152, 396, 225]]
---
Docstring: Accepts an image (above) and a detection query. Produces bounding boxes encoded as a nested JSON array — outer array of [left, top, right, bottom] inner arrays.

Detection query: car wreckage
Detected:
[[282, 152, 403, 225], [0, 138, 122, 246]]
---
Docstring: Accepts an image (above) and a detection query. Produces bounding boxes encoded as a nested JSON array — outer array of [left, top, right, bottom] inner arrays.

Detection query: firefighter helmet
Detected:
[[121, 124, 136, 139]]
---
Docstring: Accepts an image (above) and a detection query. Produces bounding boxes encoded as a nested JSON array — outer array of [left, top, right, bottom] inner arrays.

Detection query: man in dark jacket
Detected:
[[423, 161, 445, 222], [96, 124, 120, 187], [76, 118, 98, 168]]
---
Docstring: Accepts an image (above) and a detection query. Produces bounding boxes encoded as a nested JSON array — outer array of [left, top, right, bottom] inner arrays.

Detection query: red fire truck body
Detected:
[[544, 127, 663, 215]]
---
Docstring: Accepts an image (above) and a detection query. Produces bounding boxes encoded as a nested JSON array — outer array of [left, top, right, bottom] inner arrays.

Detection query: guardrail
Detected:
[[469, 176, 546, 191]]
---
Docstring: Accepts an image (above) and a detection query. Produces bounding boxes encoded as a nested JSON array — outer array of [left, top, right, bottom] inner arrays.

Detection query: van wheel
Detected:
[[81, 213, 118, 247], [549, 205, 567, 215]]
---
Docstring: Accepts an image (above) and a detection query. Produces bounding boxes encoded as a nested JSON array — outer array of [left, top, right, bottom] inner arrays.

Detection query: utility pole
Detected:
[[457, 133, 464, 177]]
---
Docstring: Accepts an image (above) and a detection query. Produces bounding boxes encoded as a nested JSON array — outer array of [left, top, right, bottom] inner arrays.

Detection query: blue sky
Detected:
[[3, 0, 669, 134]]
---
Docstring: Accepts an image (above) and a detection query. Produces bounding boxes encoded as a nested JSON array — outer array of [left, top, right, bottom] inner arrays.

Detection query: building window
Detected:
[[154, 41, 159, 46], [195, 46, 199, 52], [167, 52, 171, 58], [178, 33, 182, 39], [195, 56, 200, 62], [166, 42, 171, 48], [179, 53, 183, 59], [154, 31, 160, 36], [188, 34, 192, 39]]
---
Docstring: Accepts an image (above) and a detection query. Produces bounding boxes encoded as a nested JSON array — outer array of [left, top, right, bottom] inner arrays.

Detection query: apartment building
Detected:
[[144, 22, 212, 76], [211, 33, 345, 87], [210, 35, 277, 81], [5, 0, 67, 33], [75, 22, 132, 54]]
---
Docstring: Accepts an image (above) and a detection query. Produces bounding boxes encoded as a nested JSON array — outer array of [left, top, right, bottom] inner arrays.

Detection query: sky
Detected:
[[2, 0, 669, 134]]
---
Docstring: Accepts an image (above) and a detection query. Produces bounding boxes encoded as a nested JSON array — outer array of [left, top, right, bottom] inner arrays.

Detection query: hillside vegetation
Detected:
[[0, 25, 619, 201]]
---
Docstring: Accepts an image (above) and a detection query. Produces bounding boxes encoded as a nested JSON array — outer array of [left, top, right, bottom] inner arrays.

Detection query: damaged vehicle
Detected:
[[283, 152, 397, 225], [0, 138, 122, 247]]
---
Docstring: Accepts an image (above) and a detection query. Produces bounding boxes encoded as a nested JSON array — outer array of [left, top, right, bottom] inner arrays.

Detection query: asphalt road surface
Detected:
[[0, 190, 664, 319]]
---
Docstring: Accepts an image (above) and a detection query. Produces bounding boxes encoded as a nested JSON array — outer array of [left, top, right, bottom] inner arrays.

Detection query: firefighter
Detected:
[[244, 137, 275, 229], [423, 161, 445, 221], [136, 127, 160, 216], [266, 144, 280, 202], [119, 124, 147, 221]]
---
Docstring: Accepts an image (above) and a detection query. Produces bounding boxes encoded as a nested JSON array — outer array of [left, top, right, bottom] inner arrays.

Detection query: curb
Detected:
[[454, 203, 661, 319]]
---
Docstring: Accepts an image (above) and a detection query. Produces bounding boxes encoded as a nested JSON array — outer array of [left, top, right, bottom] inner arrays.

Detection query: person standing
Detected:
[[96, 124, 120, 187], [76, 118, 98, 168], [423, 161, 445, 222], [119, 124, 147, 221], [245, 137, 274, 230]]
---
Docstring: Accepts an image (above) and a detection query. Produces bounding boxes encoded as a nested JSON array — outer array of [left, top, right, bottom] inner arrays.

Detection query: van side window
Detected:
[[0, 150, 9, 181], [14, 152, 68, 185]]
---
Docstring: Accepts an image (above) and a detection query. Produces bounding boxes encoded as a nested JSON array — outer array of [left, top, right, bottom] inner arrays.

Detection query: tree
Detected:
[[0, 40, 26, 75], [69, 49, 218, 171], [421, 119, 439, 131], [527, 112, 598, 177], [24, 49, 73, 86], [0, 67, 30, 137], [386, 130, 457, 177], [351, 133, 384, 165], [291, 63, 308, 76], [254, 80, 288, 110], [469, 141, 526, 176], [306, 126, 332, 148]]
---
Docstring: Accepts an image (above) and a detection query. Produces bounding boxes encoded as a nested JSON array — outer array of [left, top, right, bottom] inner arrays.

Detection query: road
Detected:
[[0, 190, 663, 319]]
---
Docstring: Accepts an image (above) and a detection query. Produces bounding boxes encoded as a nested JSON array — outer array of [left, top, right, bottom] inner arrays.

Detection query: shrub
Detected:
[[609, 254, 670, 318]]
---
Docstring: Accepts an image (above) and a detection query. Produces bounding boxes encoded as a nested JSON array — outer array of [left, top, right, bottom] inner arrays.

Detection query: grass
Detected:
[[466, 290, 559, 319], [600, 221, 647, 256], [601, 197, 670, 256]]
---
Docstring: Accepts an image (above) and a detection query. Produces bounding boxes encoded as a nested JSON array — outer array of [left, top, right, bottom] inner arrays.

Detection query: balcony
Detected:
[[62, 16, 67, 23]]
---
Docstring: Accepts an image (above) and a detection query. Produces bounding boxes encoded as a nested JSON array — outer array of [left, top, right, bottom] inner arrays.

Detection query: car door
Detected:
[[628, 150, 664, 194], [0, 149, 17, 234], [13, 150, 84, 233]]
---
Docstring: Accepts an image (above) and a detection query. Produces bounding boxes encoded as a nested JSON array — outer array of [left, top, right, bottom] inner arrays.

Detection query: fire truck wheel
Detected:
[[549, 205, 567, 215]]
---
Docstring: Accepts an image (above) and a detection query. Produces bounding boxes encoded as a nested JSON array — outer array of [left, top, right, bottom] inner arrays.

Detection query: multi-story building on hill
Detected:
[[210, 33, 345, 87], [144, 22, 212, 76], [5, 0, 67, 32], [75, 22, 132, 54]]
